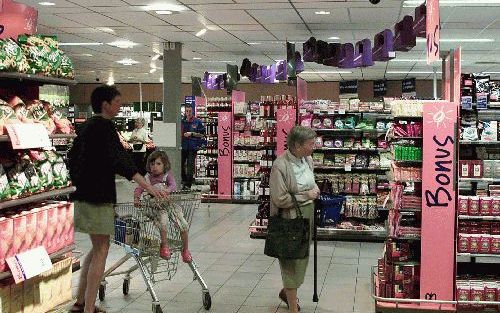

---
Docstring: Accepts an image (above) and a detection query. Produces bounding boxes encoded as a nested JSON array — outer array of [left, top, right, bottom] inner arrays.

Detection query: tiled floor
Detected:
[[70, 181, 383, 313]]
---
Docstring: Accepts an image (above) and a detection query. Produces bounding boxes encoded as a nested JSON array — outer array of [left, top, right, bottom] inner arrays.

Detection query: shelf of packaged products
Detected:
[[391, 137, 423, 141], [388, 235, 421, 241], [307, 110, 392, 116], [0, 186, 76, 211], [0, 72, 77, 86], [315, 166, 390, 172], [0, 133, 77, 143], [249, 222, 387, 241], [458, 215, 500, 221], [314, 147, 390, 152], [456, 253, 500, 263], [459, 178, 500, 183], [197, 152, 218, 156], [394, 180, 422, 184], [391, 115, 423, 119], [233, 160, 260, 164], [195, 177, 215, 181], [392, 160, 423, 166], [312, 129, 388, 135], [233, 177, 260, 180], [460, 140, 499, 145], [0, 244, 76, 281], [234, 144, 276, 150], [391, 261, 421, 266]]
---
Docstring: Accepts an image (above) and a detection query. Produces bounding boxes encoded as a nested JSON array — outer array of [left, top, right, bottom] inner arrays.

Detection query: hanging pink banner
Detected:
[[194, 96, 206, 116], [217, 112, 233, 199], [453, 48, 461, 104], [296, 77, 308, 108], [420, 101, 457, 301], [276, 108, 297, 157], [442, 54, 451, 101], [0, 0, 38, 39], [426, 0, 440, 65]]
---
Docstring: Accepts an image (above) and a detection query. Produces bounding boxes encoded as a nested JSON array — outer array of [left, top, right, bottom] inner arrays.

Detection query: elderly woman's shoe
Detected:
[[279, 289, 301, 311]]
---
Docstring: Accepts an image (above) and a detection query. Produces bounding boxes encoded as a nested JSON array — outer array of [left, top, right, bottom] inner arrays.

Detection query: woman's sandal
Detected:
[[69, 302, 84, 312], [279, 288, 301, 312]]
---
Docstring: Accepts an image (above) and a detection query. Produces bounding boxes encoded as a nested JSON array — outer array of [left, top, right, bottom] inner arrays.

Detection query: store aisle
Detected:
[[70, 181, 383, 313]]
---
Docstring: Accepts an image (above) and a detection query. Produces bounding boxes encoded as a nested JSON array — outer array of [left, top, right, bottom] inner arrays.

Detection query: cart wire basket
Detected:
[[99, 191, 211, 313]]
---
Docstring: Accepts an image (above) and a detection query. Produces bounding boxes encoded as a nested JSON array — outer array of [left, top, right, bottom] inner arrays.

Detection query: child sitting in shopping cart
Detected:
[[134, 150, 192, 263]]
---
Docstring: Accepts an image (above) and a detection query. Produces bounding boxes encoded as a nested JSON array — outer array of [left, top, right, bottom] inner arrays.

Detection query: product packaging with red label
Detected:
[[479, 197, 493, 216], [459, 161, 470, 178], [469, 197, 480, 216], [471, 160, 483, 178], [458, 196, 469, 215], [458, 233, 469, 253], [478, 236, 492, 254]]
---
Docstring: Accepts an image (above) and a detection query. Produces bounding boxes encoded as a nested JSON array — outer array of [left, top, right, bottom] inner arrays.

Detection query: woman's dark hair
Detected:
[[91, 85, 121, 113], [146, 150, 171, 173]]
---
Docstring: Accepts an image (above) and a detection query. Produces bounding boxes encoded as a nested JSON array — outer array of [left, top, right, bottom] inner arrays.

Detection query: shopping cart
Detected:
[[98, 192, 211, 313]]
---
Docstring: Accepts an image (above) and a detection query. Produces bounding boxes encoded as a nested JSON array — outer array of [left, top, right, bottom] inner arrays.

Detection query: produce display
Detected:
[[0, 98, 73, 135], [0, 149, 70, 202], [0, 35, 74, 79]]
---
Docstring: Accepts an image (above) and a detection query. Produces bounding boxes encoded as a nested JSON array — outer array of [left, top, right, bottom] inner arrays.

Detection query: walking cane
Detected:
[[313, 200, 319, 303]]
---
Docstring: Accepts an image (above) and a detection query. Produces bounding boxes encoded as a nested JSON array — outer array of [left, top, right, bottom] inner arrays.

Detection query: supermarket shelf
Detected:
[[233, 160, 260, 164], [0, 186, 76, 211], [457, 253, 500, 263], [392, 115, 423, 119], [393, 160, 423, 166], [460, 140, 499, 145], [315, 147, 389, 152], [0, 133, 77, 143], [0, 72, 77, 86], [389, 235, 421, 241], [391, 261, 421, 266], [234, 144, 276, 150], [460, 178, 500, 183], [197, 152, 218, 156], [312, 129, 388, 135], [391, 136, 423, 140], [458, 215, 500, 221], [394, 180, 422, 184], [0, 244, 75, 281], [233, 177, 260, 180], [310, 110, 392, 116], [195, 177, 215, 181], [315, 165, 390, 172]]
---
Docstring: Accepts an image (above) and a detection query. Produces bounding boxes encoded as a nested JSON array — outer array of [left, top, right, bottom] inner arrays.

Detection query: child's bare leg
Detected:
[[160, 227, 168, 247], [181, 230, 192, 263]]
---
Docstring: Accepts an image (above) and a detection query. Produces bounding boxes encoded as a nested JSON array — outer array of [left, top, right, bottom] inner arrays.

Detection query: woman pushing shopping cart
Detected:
[[98, 192, 211, 313]]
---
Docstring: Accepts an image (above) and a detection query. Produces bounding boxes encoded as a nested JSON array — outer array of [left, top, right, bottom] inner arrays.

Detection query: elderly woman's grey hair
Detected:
[[135, 117, 146, 127], [286, 126, 317, 152]]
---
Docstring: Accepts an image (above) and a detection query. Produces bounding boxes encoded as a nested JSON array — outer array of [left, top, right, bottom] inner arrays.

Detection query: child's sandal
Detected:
[[160, 246, 171, 260], [181, 250, 192, 263]]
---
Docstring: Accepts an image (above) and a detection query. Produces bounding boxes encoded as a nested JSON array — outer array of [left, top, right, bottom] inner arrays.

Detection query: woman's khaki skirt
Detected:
[[74, 201, 115, 236], [278, 202, 314, 289]]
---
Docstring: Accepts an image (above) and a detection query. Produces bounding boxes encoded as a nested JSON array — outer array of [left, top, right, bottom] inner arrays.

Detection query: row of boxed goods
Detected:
[[459, 196, 500, 216], [458, 220, 500, 236], [234, 118, 275, 132], [234, 150, 264, 162], [0, 257, 72, 313], [300, 99, 388, 113], [384, 240, 420, 263], [393, 145, 422, 161], [392, 121, 423, 137], [0, 201, 74, 273], [0, 150, 70, 202], [315, 137, 389, 150], [461, 73, 499, 106], [343, 196, 380, 219], [0, 35, 74, 78], [461, 120, 498, 142], [313, 153, 389, 169], [234, 164, 260, 178], [302, 115, 391, 130], [458, 233, 500, 254], [391, 164, 422, 182], [233, 180, 260, 198], [459, 160, 500, 178], [390, 100, 423, 118], [316, 174, 381, 195], [456, 278, 500, 310], [377, 258, 420, 299]]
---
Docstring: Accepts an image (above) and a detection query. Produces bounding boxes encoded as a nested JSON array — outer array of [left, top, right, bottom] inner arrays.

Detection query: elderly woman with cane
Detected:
[[269, 126, 320, 312]]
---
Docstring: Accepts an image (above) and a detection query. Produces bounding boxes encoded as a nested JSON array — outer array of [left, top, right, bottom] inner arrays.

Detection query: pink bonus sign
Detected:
[[420, 101, 457, 301], [276, 108, 297, 157], [217, 112, 233, 199], [0, 0, 38, 39], [426, 0, 440, 65], [453, 48, 461, 104]]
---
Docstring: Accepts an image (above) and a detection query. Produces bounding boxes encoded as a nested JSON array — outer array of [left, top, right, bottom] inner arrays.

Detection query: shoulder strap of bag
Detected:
[[278, 193, 303, 218]]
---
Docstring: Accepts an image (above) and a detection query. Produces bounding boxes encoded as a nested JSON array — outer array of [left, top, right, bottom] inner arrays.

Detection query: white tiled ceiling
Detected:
[[16, 0, 500, 83]]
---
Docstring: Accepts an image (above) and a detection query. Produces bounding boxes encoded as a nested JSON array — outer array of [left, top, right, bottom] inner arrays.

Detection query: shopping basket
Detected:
[[99, 192, 211, 313]]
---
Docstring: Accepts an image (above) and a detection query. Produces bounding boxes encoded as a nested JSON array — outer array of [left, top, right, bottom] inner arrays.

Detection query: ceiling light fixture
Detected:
[[193, 57, 202, 60], [386, 71, 443, 74], [155, 10, 173, 15], [390, 58, 438, 62], [97, 27, 115, 33], [416, 38, 494, 43], [301, 71, 353, 74], [328, 36, 340, 40], [315, 11, 331, 15], [483, 71, 500, 74], [196, 28, 207, 37], [59, 42, 103, 46], [107, 75, 114, 86], [143, 3, 187, 12], [247, 42, 261, 45], [116, 58, 139, 65], [404, 0, 500, 6], [160, 77, 164, 83], [108, 40, 138, 49], [152, 54, 161, 61], [39, 2, 55, 6]]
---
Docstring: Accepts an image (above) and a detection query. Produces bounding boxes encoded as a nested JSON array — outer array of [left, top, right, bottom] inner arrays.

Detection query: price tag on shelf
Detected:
[[339, 108, 346, 115], [6, 124, 51, 150], [327, 109, 335, 115], [52, 138, 68, 146], [299, 108, 307, 115], [6, 247, 53, 284], [345, 164, 352, 172], [313, 108, 321, 114]]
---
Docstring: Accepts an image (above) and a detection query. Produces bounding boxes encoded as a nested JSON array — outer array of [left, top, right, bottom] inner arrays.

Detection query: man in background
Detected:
[[181, 106, 205, 190]]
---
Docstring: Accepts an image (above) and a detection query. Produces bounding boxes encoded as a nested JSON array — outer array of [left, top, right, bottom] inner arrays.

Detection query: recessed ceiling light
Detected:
[[196, 29, 207, 37], [39, 2, 55, 6], [315, 11, 331, 15], [152, 54, 161, 61], [416, 38, 494, 43], [160, 77, 164, 83], [116, 58, 139, 65], [143, 3, 187, 11], [107, 75, 114, 86], [248, 42, 261, 45], [328, 36, 340, 40], [97, 27, 115, 33], [108, 40, 138, 49], [59, 42, 103, 46], [483, 71, 500, 74], [193, 57, 202, 60], [79, 53, 93, 57], [155, 10, 173, 15], [127, 76, 134, 79]]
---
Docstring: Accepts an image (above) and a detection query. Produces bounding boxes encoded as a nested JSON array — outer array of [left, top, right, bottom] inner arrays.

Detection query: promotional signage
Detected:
[[373, 80, 387, 97], [6, 124, 51, 149], [297, 77, 308, 108], [276, 108, 297, 157], [184, 96, 195, 111], [420, 102, 457, 301], [217, 112, 232, 199], [453, 48, 461, 104], [194, 96, 206, 116], [339, 80, 358, 95], [402, 78, 417, 98], [426, 0, 440, 64], [6, 246, 52, 284], [0, 0, 38, 40]]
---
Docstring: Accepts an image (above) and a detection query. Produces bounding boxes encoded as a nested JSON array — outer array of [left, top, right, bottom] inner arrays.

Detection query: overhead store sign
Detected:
[[0, 0, 38, 40], [421, 101, 457, 301], [373, 80, 387, 97], [276, 108, 296, 157], [339, 80, 358, 95], [402, 78, 417, 98], [426, 0, 440, 64]]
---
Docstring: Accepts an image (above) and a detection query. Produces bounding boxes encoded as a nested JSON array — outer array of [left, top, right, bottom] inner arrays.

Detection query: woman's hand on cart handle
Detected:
[[147, 186, 169, 199], [307, 186, 321, 200]]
